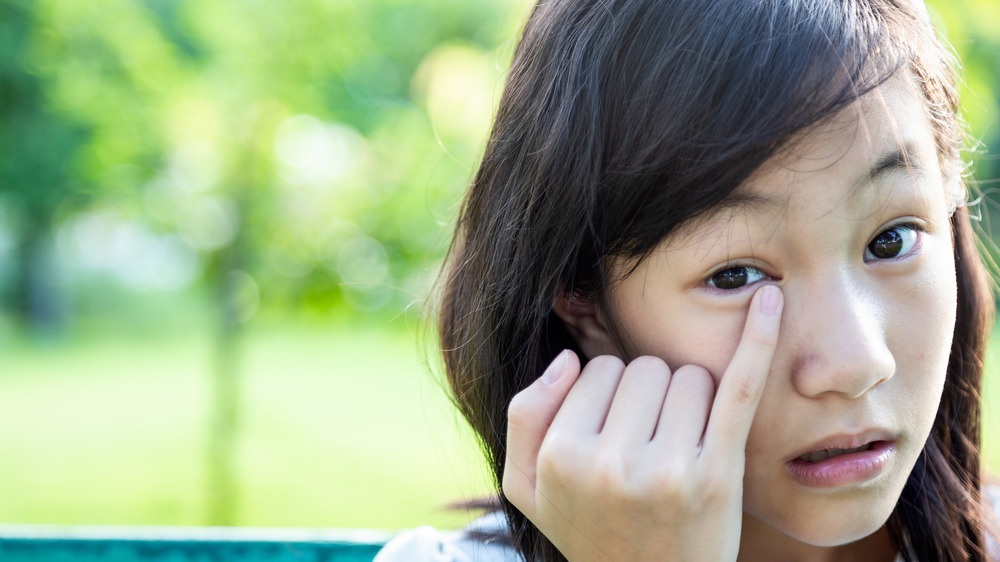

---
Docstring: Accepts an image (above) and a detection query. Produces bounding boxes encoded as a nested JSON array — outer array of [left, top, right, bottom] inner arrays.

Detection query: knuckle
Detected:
[[590, 448, 629, 485], [537, 433, 581, 483], [500, 465, 523, 500], [650, 467, 687, 499], [700, 473, 732, 503], [621, 362, 671, 392], [506, 391, 533, 427], [672, 364, 714, 389], [501, 483, 532, 514], [585, 354, 627, 374], [593, 455, 653, 503], [627, 355, 670, 375], [538, 430, 571, 460], [729, 373, 762, 406]]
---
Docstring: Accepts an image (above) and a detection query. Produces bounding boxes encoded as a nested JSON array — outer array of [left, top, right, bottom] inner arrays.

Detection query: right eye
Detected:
[[706, 266, 768, 291]]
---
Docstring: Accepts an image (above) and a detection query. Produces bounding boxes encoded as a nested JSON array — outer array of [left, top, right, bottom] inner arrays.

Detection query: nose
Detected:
[[785, 274, 896, 399]]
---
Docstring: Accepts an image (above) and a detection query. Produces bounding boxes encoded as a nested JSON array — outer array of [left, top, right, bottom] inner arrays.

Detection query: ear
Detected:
[[552, 288, 618, 359]]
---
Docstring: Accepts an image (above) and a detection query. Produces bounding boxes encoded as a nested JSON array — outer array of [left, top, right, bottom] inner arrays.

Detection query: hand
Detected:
[[502, 285, 783, 561]]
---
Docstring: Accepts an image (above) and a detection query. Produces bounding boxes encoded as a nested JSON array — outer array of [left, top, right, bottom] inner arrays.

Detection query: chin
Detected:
[[745, 485, 901, 548], [784, 516, 889, 547]]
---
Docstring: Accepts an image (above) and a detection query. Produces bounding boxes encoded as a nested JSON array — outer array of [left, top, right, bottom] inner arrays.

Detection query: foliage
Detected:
[[0, 0, 533, 328], [927, 0, 1000, 200], [0, 0, 996, 327]]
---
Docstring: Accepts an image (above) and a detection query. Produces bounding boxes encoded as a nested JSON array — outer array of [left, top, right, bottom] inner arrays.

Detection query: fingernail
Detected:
[[759, 285, 781, 315], [542, 350, 569, 384]]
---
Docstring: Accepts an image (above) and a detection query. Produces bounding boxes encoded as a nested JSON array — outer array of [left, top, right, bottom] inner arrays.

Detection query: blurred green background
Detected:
[[0, 0, 996, 532]]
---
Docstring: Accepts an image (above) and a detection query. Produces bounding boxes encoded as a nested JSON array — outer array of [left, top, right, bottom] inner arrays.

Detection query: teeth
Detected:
[[799, 443, 873, 463]]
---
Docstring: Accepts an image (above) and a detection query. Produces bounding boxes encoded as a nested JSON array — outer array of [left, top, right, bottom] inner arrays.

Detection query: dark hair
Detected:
[[437, 0, 996, 560]]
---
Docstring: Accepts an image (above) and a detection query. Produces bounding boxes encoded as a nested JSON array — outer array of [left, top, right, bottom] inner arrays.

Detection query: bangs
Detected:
[[596, 0, 916, 267]]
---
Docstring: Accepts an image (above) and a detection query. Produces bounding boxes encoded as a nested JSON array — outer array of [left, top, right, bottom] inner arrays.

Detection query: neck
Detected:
[[737, 515, 897, 562]]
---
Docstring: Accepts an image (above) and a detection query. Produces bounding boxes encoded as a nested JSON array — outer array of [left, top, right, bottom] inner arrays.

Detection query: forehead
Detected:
[[670, 72, 942, 242], [756, 74, 925, 185]]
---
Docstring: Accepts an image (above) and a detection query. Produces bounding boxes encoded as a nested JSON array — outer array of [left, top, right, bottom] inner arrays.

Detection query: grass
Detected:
[[0, 319, 997, 531], [0, 321, 492, 531]]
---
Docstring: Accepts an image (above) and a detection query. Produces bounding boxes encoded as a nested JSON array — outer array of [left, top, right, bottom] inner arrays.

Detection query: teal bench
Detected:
[[0, 525, 389, 562]]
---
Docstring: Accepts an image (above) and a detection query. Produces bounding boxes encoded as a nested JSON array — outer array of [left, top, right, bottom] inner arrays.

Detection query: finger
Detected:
[[600, 356, 671, 449], [701, 284, 783, 464], [503, 350, 581, 514], [653, 364, 715, 454], [548, 355, 627, 436]]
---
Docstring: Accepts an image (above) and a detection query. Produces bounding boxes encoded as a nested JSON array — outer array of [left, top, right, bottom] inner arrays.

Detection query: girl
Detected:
[[377, 0, 1000, 560]]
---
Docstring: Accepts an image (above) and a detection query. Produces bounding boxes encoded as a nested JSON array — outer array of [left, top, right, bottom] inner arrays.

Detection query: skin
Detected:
[[502, 73, 958, 562]]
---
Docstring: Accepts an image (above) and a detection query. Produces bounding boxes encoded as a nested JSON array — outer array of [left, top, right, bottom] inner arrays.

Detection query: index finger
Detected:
[[701, 284, 783, 464]]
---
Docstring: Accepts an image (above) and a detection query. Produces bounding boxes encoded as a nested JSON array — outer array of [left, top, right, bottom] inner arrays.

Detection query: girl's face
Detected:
[[599, 74, 958, 547]]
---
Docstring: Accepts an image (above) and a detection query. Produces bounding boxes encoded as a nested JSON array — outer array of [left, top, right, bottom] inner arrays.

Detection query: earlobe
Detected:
[[552, 288, 619, 359]]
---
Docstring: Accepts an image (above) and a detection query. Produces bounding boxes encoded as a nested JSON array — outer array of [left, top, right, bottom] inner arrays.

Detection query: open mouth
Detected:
[[797, 443, 874, 463], [787, 439, 895, 487]]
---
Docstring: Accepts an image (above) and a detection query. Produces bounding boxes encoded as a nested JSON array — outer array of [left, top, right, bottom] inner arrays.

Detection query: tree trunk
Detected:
[[13, 220, 65, 335]]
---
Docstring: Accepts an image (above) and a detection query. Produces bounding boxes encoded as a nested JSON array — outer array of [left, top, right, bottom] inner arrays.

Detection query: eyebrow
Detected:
[[677, 142, 924, 238], [849, 142, 922, 196], [714, 143, 922, 214]]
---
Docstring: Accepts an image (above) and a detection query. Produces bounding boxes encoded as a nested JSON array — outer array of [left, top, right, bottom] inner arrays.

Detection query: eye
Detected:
[[706, 266, 768, 291], [863, 223, 921, 262]]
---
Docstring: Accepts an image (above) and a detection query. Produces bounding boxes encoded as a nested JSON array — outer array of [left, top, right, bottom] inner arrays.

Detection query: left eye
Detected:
[[706, 266, 768, 290], [864, 224, 920, 261]]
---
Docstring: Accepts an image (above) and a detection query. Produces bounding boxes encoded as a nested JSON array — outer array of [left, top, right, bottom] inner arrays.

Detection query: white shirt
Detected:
[[375, 487, 1000, 562], [374, 511, 519, 562]]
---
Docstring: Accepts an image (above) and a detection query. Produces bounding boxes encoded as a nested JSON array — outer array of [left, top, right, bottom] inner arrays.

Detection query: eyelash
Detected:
[[703, 222, 925, 292]]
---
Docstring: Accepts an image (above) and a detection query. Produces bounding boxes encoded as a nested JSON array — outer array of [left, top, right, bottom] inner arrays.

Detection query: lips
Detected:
[[788, 429, 896, 463], [798, 443, 874, 463], [786, 431, 897, 488]]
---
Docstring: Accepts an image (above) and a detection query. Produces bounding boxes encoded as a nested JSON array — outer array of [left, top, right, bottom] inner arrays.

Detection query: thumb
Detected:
[[502, 350, 581, 515]]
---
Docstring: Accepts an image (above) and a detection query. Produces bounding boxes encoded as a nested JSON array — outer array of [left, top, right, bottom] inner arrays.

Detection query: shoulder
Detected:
[[987, 484, 1000, 512], [374, 512, 522, 562], [987, 484, 1000, 561]]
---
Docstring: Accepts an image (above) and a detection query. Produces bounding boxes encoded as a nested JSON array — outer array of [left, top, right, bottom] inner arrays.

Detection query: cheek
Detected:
[[625, 302, 748, 382], [892, 232, 957, 357], [889, 254, 957, 425]]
